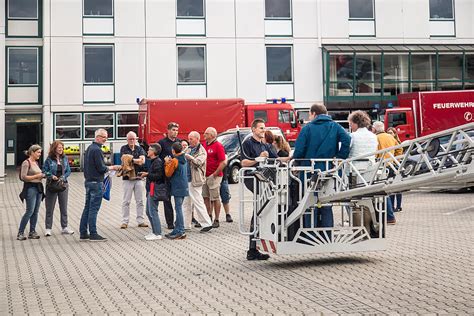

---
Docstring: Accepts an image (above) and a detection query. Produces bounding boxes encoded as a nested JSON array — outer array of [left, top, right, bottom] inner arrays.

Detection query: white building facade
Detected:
[[1, 0, 474, 176]]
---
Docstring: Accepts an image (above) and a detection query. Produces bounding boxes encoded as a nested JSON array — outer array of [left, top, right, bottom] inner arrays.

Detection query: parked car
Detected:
[[217, 127, 287, 184]]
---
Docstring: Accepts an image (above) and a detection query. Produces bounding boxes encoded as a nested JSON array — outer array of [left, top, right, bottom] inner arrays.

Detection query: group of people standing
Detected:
[[16, 104, 404, 262], [18, 141, 74, 240], [240, 103, 404, 260], [16, 123, 235, 243]]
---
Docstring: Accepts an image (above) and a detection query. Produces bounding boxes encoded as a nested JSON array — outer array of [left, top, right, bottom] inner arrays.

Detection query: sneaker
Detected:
[[45, 229, 52, 237], [387, 218, 397, 225], [89, 234, 107, 242], [194, 223, 202, 228], [184, 227, 192, 231], [212, 220, 220, 228], [17, 233, 27, 241], [200, 226, 213, 233], [191, 217, 198, 225], [145, 234, 162, 241], [28, 231, 40, 239], [226, 214, 233, 223], [167, 225, 175, 230], [120, 223, 128, 229], [61, 227, 74, 235], [165, 232, 186, 240], [79, 234, 90, 241], [247, 250, 270, 261], [395, 207, 403, 213], [138, 223, 149, 228]]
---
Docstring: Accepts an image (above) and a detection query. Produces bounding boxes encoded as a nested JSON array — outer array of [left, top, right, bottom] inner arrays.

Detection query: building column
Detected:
[[0, 9, 5, 179], [0, 109, 5, 179]]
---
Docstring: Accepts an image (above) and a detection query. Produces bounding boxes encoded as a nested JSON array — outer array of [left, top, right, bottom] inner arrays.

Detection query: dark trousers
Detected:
[[45, 186, 69, 229], [163, 199, 175, 227], [245, 178, 258, 251]]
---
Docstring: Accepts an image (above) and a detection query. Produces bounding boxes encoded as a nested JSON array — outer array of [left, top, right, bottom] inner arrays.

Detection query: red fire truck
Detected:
[[138, 98, 301, 145], [384, 90, 474, 141]]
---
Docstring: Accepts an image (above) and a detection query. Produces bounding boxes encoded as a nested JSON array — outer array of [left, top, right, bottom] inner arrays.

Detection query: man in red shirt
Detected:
[[202, 127, 226, 228]]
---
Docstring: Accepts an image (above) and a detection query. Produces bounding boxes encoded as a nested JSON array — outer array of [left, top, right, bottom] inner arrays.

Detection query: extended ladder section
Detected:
[[238, 123, 474, 256]]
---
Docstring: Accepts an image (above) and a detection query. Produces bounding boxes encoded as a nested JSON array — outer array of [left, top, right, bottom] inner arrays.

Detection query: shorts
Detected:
[[202, 175, 223, 201]]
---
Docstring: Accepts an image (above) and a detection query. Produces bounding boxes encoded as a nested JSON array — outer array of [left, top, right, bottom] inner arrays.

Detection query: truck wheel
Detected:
[[229, 165, 240, 184]]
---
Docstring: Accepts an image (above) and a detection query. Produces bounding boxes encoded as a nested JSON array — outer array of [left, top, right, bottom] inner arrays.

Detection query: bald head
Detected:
[[188, 131, 201, 147], [204, 127, 217, 143]]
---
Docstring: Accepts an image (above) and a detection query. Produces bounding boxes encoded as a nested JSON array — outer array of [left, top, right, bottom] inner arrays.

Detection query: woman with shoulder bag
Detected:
[[18, 144, 45, 240], [140, 143, 165, 241], [42, 140, 74, 236]]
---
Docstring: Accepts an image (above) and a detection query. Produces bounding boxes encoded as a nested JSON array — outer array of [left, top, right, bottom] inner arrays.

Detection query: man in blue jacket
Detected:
[[293, 103, 351, 232], [80, 129, 119, 242]]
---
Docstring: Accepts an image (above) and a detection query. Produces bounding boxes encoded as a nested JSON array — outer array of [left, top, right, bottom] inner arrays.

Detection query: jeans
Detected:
[[18, 186, 42, 234], [303, 206, 334, 228], [171, 196, 185, 235], [390, 194, 402, 210], [79, 181, 103, 236], [386, 196, 395, 221], [146, 193, 162, 235], [220, 179, 231, 204], [45, 185, 69, 229]]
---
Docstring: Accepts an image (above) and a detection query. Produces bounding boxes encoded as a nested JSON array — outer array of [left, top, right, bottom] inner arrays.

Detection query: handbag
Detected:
[[150, 182, 170, 202], [46, 178, 67, 193]]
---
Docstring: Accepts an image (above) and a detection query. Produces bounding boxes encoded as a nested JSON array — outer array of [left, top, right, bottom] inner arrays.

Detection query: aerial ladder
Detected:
[[238, 123, 474, 255]]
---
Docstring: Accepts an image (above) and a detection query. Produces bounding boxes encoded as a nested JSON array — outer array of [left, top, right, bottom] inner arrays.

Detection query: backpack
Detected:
[[19, 160, 31, 182]]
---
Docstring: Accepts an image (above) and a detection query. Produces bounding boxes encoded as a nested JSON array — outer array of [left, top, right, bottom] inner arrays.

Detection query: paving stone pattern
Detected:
[[1, 173, 473, 315]]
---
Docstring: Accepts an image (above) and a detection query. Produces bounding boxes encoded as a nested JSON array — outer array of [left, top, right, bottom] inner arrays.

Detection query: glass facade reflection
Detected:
[[324, 47, 474, 108]]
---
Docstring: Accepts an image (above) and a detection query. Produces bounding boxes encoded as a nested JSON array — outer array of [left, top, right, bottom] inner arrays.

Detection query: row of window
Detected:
[[326, 51, 474, 98], [348, 0, 454, 20], [8, 0, 454, 22], [55, 112, 138, 140], [7, 0, 292, 21], [7, 45, 293, 87]]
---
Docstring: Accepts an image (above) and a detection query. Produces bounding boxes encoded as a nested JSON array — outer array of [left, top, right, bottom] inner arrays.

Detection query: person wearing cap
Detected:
[[140, 143, 165, 241], [158, 122, 181, 229]]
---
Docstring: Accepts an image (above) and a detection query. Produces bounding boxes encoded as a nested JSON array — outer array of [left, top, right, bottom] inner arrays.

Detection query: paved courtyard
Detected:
[[1, 172, 473, 315]]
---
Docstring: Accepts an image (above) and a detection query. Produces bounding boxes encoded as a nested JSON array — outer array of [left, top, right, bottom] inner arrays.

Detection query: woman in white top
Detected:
[[347, 111, 378, 182]]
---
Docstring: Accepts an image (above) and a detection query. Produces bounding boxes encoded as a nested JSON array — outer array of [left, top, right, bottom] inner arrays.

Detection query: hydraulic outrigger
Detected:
[[238, 123, 474, 255]]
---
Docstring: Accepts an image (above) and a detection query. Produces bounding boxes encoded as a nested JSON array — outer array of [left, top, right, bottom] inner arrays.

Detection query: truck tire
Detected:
[[228, 165, 240, 184]]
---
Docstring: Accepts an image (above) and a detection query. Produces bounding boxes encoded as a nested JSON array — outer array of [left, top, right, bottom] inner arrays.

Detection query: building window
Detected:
[[266, 46, 293, 82], [354, 54, 381, 96], [8, 0, 38, 19], [84, 45, 114, 84], [348, 0, 374, 19], [177, 46, 206, 83], [177, 0, 204, 18], [84, 113, 114, 139], [117, 113, 139, 138], [8, 48, 38, 85], [55, 114, 82, 140], [383, 54, 409, 95], [438, 54, 462, 80], [411, 54, 436, 92], [84, 0, 113, 17], [429, 0, 454, 20], [466, 54, 474, 80], [265, 0, 291, 19]]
